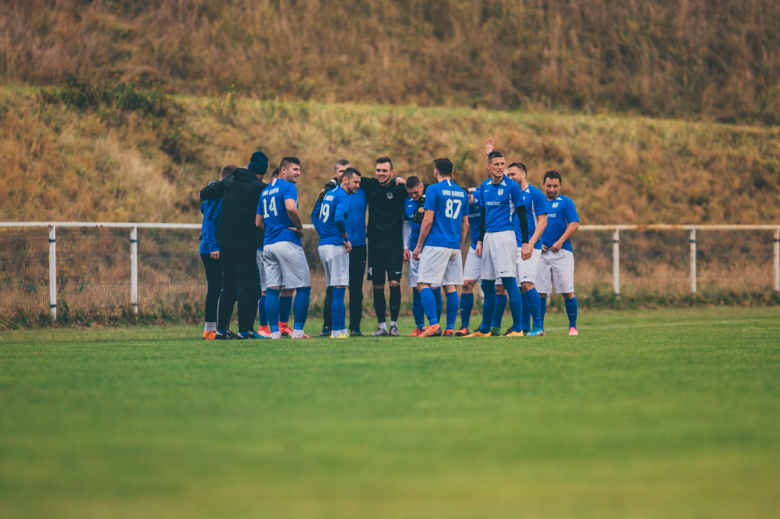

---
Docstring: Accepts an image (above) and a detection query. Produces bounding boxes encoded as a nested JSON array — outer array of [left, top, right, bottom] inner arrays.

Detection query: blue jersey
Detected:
[[467, 188, 482, 250], [542, 195, 579, 253], [477, 176, 525, 236], [422, 179, 468, 249], [258, 178, 301, 246], [403, 193, 425, 251], [198, 199, 221, 254], [318, 185, 350, 246], [516, 184, 549, 249], [346, 188, 367, 247]]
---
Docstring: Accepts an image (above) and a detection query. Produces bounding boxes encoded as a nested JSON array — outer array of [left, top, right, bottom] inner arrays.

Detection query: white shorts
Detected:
[[255, 249, 268, 292], [517, 248, 542, 285], [318, 244, 350, 287], [408, 257, 441, 288], [263, 241, 311, 289], [417, 246, 463, 286], [463, 247, 482, 281], [536, 249, 575, 294], [481, 230, 517, 280]]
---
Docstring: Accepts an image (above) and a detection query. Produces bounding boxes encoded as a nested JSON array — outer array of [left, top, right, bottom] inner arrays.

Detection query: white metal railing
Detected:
[[0, 222, 778, 321]]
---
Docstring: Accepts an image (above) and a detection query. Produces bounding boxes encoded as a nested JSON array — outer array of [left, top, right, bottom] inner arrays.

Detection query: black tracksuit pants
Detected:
[[200, 253, 222, 323], [217, 245, 260, 333]]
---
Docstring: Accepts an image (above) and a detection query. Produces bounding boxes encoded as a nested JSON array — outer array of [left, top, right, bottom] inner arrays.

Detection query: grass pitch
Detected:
[[1, 306, 779, 519]]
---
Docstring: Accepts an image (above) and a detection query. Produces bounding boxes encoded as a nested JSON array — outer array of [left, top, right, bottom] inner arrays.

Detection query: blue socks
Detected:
[[478, 280, 497, 334], [412, 289, 425, 330], [432, 287, 443, 323], [419, 287, 439, 325], [293, 288, 310, 330], [445, 291, 458, 330], [265, 288, 281, 333], [521, 291, 530, 332], [539, 296, 547, 330], [565, 297, 578, 328], [258, 295, 268, 327], [459, 292, 474, 329], [332, 288, 346, 333], [279, 295, 292, 323], [501, 277, 523, 333], [526, 288, 541, 331], [491, 294, 507, 329]]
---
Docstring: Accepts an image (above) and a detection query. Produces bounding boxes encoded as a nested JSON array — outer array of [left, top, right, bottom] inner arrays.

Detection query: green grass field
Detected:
[[1, 306, 779, 519]]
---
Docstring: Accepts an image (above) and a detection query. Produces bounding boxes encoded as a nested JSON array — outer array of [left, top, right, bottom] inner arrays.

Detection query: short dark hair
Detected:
[[220, 164, 238, 179], [507, 162, 527, 174], [270, 167, 280, 179], [341, 167, 362, 181], [334, 159, 351, 171], [434, 158, 453, 176], [406, 176, 422, 189], [543, 170, 562, 184], [487, 151, 505, 162], [375, 156, 393, 170], [280, 156, 301, 169]]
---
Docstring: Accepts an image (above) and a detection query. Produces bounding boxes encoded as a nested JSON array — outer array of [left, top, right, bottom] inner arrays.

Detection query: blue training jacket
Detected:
[[199, 199, 222, 254]]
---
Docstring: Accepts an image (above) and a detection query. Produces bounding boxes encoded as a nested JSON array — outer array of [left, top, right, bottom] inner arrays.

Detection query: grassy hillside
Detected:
[[2, 0, 780, 124], [1, 83, 779, 225]]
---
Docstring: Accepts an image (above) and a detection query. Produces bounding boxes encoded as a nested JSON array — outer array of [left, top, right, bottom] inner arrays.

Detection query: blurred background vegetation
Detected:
[[2, 0, 780, 125]]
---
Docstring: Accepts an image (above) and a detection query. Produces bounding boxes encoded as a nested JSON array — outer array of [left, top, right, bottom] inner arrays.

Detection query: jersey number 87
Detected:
[[445, 199, 462, 219]]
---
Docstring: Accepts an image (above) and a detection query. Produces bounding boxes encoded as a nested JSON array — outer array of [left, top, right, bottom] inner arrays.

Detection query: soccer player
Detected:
[[403, 176, 443, 336], [312, 159, 352, 336], [361, 156, 408, 337], [256, 157, 311, 339], [199, 164, 236, 339], [256, 167, 280, 338], [467, 150, 528, 338], [412, 158, 469, 337], [317, 167, 362, 338], [199, 152, 269, 339], [506, 162, 548, 336], [537, 170, 580, 336]]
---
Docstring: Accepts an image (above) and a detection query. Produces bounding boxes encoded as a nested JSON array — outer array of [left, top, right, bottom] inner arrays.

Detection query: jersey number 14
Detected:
[[262, 197, 278, 218], [445, 199, 462, 219]]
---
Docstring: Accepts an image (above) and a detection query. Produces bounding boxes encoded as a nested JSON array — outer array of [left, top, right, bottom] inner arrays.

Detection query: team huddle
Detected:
[[198, 139, 580, 340]]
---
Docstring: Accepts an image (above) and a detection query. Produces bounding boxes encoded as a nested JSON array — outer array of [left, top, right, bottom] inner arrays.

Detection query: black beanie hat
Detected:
[[248, 151, 269, 175]]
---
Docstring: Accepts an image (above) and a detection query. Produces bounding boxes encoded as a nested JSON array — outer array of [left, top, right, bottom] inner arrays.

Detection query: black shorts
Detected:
[[367, 238, 403, 284]]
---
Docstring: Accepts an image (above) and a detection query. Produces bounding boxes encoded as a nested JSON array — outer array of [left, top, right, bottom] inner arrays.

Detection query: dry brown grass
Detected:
[[3, 1, 780, 125]]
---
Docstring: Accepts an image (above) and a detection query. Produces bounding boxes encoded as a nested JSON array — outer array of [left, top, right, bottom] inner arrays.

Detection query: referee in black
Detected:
[[199, 151, 269, 339], [360, 156, 408, 336]]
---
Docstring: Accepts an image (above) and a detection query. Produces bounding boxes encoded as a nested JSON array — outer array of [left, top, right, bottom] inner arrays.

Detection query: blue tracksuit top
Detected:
[[199, 199, 221, 254]]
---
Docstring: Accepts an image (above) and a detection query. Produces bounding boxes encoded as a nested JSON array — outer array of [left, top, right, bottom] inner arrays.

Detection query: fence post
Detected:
[[130, 226, 139, 314], [48, 225, 57, 321], [774, 228, 779, 293], [612, 229, 620, 296], [690, 228, 697, 294]]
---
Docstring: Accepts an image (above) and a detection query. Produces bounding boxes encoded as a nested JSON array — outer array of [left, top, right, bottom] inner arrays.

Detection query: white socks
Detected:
[[271, 332, 282, 339], [378, 322, 388, 331], [390, 321, 397, 328], [331, 329, 348, 338], [292, 329, 304, 339], [204, 322, 216, 332]]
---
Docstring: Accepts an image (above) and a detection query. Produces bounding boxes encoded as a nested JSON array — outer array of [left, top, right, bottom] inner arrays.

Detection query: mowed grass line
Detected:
[[0, 307, 778, 519]]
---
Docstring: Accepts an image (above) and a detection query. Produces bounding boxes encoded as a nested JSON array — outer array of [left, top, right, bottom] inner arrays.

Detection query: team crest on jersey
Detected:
[[387, 192, 394, 199], [497, 189, 504, 196]]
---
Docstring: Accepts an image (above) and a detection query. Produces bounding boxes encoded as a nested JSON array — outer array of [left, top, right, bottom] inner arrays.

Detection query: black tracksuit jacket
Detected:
[[199, 168, 267, 249]]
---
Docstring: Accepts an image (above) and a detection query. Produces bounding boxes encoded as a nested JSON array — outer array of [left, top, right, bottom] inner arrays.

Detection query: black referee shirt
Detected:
[[361, 177, 408, 242]]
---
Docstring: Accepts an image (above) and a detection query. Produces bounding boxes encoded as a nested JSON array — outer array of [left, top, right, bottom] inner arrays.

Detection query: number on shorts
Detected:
[[263, 197, 278, 218], [445, 199, 462, 219], [321, 203, 330, 223]]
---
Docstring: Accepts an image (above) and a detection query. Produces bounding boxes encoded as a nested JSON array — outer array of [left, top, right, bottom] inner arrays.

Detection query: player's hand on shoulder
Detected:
[[395, 177, 406, 185]]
